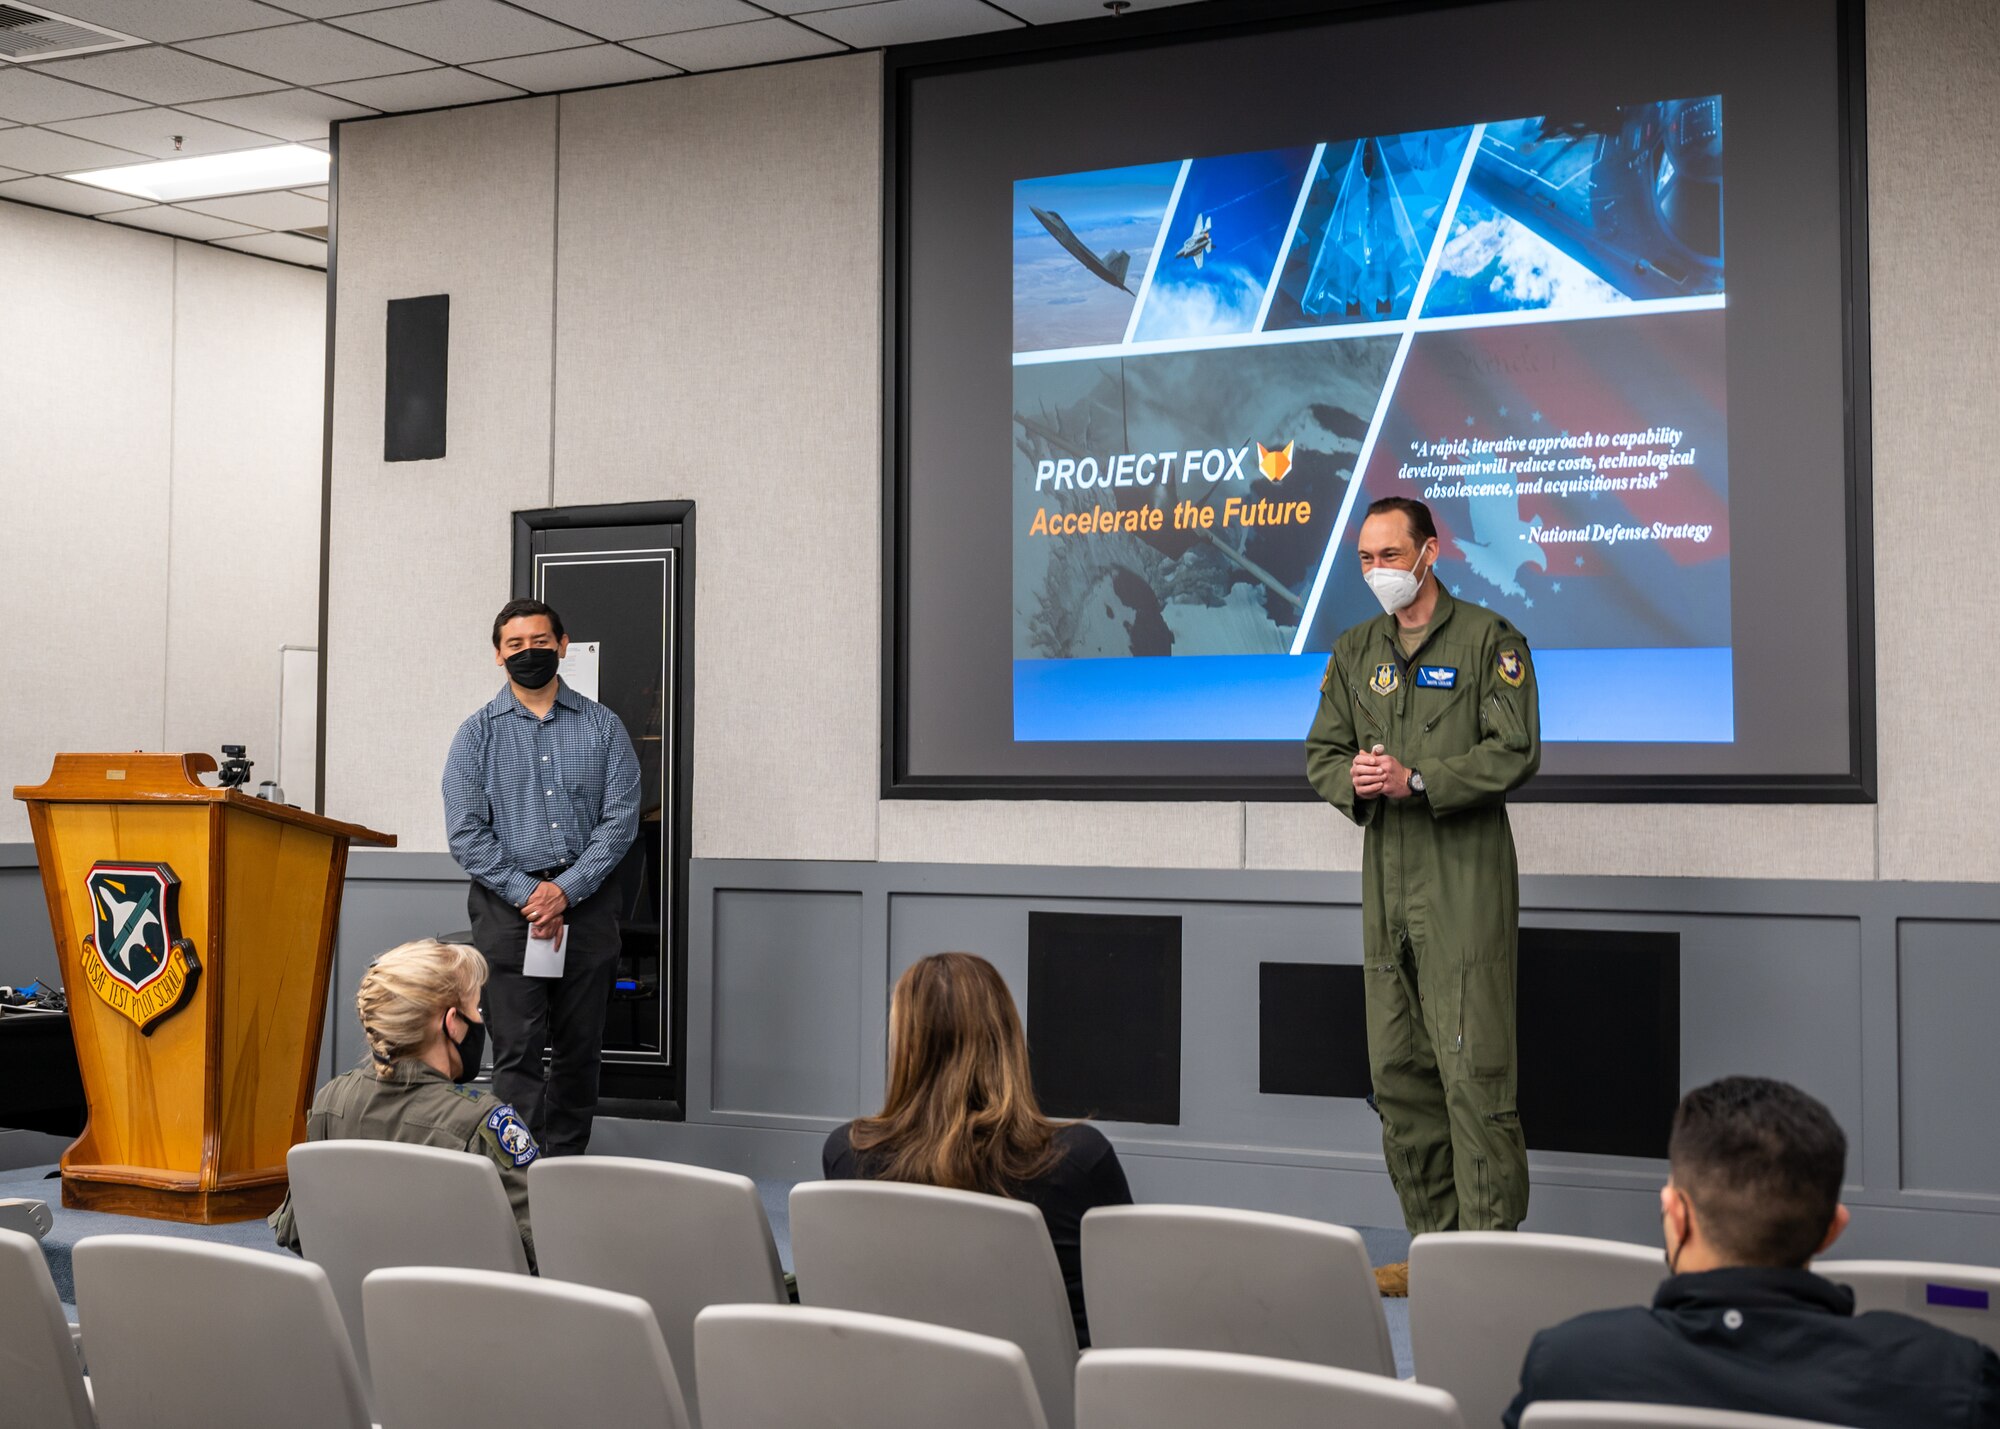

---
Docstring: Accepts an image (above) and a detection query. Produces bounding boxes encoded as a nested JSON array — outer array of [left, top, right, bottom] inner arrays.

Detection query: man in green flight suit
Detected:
[[1306, 495, 1541, 1274]]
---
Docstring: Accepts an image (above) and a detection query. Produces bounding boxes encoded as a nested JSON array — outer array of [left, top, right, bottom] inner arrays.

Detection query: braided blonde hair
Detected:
[[356, 938, 487, 1074]]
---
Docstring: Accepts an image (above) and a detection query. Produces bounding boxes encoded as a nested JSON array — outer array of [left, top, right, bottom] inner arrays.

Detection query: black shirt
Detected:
[[821, 1121, 1133, 1347], [1505, 1266, 2000, 1429]]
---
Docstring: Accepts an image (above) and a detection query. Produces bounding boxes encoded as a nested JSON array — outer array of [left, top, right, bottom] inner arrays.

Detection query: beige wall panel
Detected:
[[1867, 0, 2000, 881], [553, 56, 881, 862], [878, 800, 1246, 869], [164, 240, 325, 785], [1243, 803, 1366, 872], [1247, 800, 1874, 879], [0, 204, 174, 842], [324, 99, 559, 848]]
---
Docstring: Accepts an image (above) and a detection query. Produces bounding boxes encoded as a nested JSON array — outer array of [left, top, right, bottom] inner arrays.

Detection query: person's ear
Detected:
[[494, 644, 506, 667], [557, 634, 569, 658], [1815, 1203, 1851, 1258], [1661, 1181, 1692, 1246]]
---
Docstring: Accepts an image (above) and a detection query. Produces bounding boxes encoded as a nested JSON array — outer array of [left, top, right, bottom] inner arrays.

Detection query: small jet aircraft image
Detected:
[[1176, 212, 1214, 268], [97, 885, 162, 975], [1030, 205, 1134, 294]]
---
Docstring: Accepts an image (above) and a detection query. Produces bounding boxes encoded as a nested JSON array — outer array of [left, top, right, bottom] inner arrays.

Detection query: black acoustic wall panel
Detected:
[[1517, 927, 1681, 1158], [1027, 911, 1181, 1125], [384, 293, 449, 462], [1259, 962, 1372, 1098]]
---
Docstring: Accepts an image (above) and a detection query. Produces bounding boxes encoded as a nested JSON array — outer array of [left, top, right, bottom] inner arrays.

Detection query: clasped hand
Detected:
[[1351, 744, 1413, 801], [521, 880, 568, 938]]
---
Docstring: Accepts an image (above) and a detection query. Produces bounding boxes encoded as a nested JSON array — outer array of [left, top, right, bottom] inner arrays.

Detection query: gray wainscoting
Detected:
[[7, 843, 2000, 1262]]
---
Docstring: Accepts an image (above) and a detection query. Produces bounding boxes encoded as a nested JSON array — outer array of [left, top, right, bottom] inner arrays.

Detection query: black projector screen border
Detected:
[[882, 0, 1874, 803]]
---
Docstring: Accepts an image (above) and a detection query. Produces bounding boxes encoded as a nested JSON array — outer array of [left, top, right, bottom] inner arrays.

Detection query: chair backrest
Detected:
[[529, 1155, 786, 1427], [694, 1304, 1047, 1429], [286, 1140, 529, 1386], [72, 1234, 370, 1429], [1520, 1402, 1852, 1428], [1817, 1259, 2000, 1352], [1410, 1231, 1664, 1429], [0, 1226, 94, 1429], [1081, 1204, 1395, 1375], [1077, 1347, 1464, 1429], [364, 1266, 689, 1429], [790, 1181, 1079, 1429]]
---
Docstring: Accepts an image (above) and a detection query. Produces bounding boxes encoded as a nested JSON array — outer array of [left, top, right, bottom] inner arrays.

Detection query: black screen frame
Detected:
[[881, 0, 1874, 803]]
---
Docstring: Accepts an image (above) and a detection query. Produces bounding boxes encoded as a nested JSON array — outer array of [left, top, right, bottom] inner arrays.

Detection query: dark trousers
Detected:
[[468, 879, 622, 1157]]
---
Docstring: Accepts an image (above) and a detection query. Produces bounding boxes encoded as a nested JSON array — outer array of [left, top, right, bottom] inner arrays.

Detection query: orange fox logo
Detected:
[[1257, 441, 1294, 483]]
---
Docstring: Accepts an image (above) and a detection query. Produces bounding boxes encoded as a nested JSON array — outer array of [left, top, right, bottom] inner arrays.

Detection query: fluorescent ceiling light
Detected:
[[69, 145, 330, 203]]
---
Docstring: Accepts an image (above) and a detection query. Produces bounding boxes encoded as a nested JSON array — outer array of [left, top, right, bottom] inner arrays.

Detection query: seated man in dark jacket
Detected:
[[1505, 1076, 2000, 1429]]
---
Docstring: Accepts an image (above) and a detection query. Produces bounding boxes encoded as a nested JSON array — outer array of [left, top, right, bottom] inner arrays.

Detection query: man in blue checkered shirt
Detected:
[[443, 598, 641, 1155]]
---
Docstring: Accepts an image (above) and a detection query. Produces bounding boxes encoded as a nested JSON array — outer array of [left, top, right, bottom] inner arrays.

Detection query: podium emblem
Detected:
[[79, 862, 202, 1035]]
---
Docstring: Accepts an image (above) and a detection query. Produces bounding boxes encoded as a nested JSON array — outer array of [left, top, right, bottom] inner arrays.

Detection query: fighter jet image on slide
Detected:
[[1029, 205, 1134, 294], [1176, 212, 1214, 268]]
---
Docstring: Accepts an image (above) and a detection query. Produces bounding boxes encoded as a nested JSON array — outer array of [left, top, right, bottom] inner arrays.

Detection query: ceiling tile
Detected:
[[625, 17, 844, 70], [0, 124, 147, 173], [267, 0, 424, 12], [180, 184, 325, 226], [35, 46, 284, 104], [506, 0, 764, 42], [464, 41, 677, 92], [331, 0, 594, 64], [179, 21, 436, 85], [214, 229, 328, 265], [995, 0, 1204, 19], [301, 135, 328, 150], [0, 66, 150, 124], [37, 0, 298, 43], [792, 0, 1020, 47], [0, 165, 27, 181], [314, 65, 522, 109], [177, 85, 377, 140], [102, 202, 263, 239], [44, 106, 281, 158], [0, 173, 154, 213], [290, 183, 327, 198]]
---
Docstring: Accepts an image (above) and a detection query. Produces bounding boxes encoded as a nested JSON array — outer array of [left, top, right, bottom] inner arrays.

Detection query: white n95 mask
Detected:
[[1365, 558, 1429, 614]]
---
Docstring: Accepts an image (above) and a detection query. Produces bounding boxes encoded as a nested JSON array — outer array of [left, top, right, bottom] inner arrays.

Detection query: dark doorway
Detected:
[[513, 501, 693, 1114]]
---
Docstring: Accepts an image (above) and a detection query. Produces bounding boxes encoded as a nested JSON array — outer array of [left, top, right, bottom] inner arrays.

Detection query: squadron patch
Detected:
[[1496, 649, 1526, 688], [484, 1103, 539, 1167], [79, 862, 202, 1035], [1370, 662, 1399, 696]]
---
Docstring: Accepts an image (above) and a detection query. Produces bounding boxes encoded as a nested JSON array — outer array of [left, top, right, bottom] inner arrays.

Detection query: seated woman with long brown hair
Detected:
[[822, 951, 1132, 1345]]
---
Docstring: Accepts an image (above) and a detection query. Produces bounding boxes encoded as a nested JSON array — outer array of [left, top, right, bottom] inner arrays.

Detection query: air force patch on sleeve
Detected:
[[484, 1104, 539, 1167], [1496, 649, 1526, 688]]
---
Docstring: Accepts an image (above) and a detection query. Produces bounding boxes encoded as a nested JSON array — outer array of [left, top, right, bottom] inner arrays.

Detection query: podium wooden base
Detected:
[[61, 1166, 288, 1224]]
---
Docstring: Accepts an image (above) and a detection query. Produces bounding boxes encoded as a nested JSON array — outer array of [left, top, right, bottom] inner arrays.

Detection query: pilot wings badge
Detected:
[[79, 862, 201, 1035]]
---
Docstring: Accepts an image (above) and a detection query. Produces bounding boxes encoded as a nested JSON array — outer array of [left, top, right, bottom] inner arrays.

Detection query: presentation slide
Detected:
[[1010, 99, 1731, 745]]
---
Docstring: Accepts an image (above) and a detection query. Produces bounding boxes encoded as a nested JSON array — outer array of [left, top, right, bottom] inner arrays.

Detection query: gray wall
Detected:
[[0, 203, 324, 988]]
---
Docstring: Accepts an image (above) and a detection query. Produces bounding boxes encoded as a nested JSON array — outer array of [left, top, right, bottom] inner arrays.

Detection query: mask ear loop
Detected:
[[1666, 1188, 1692, 1273]]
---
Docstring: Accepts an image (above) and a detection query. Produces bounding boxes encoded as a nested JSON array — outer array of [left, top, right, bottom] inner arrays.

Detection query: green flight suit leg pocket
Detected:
[[1369, 939, 1457, 1234], [1445, 951, 1529, 1230]]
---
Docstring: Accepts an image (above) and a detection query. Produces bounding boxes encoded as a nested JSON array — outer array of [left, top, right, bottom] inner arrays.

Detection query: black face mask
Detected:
[[447, 1009, 485, 1085], [504, 646, 560, 690]]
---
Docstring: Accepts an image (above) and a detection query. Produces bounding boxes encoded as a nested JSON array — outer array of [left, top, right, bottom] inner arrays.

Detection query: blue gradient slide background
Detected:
[[1014, 649, 1734, 743]]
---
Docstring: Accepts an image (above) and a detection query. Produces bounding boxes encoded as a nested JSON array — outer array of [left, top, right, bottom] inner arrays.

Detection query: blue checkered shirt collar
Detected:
[[482, 679, 585, 721]]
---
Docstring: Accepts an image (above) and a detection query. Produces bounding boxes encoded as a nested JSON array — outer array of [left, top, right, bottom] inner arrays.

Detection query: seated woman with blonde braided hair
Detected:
[[269, 937, 539, 1268]]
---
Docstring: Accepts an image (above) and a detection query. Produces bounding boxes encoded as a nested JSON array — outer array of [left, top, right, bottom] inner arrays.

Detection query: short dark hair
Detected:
[[491, 598, 564, 648], [1364, 496, 1437, 544], [1668, 1076, 1846, 1267]]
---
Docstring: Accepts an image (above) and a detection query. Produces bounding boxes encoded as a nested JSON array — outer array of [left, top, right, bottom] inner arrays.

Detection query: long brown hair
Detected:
[[847, 952, 1066, 1196]]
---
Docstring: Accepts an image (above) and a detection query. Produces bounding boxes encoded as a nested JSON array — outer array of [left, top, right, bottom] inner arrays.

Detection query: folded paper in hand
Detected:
[[524, 923, 568, 979]]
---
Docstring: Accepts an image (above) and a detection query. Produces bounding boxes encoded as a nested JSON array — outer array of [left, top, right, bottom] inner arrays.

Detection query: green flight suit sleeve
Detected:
[[1418, 630, 1541, 816], [268, 1193, 299, 1253], [1305, 651, 1381, 828], [471, 1106, 540, 1273]]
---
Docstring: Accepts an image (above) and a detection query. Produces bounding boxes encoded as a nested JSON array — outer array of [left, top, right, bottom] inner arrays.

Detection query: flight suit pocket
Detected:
[[1482, 690, 1531, 753], [1365, 958, 1416, 1067], [1459, 955, 1516, 1078]]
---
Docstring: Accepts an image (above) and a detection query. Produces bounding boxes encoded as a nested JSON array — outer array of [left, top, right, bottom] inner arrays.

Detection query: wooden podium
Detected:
[[14, 753, 395, 1223]]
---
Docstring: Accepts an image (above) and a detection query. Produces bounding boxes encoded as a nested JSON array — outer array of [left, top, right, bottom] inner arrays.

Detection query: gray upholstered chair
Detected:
[[364, 1266, 689, 1429], [1076, 1347, 1464, 1429], [1081, 1204, 1395, 1375], [695, 1304, 1046, 1429], [72, 1234, 368, 1429], [0, 1225, 95, 1429], [528, 1155, 786, 1427]]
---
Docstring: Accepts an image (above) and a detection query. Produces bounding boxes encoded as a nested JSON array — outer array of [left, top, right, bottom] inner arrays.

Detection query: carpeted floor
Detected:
[[14, 1165, 1417, 1376]]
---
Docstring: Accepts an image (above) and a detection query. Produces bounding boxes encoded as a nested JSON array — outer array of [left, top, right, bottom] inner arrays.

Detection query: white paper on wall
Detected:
[[560, 641, 600, 701]]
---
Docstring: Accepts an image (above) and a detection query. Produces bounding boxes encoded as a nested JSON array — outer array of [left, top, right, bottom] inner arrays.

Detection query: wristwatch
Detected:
[[1408, 768, 1427, 797]]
